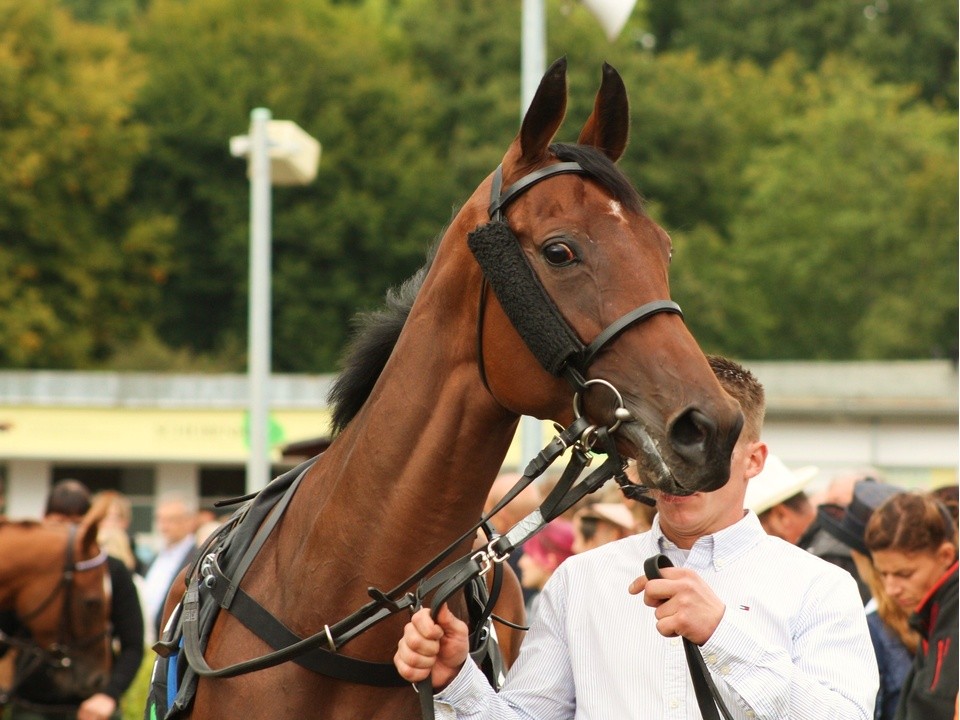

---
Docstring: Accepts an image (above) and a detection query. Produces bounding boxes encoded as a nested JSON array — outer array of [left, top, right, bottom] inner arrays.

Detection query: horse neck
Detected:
[[272, 240, 522, 617], [0, 523, 62, 607]]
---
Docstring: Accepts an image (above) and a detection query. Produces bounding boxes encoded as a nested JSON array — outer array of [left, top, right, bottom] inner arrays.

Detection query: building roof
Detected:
[[0, 371, 335, 409], [743, 360, 957, 420], [0, 361, 955, 420]]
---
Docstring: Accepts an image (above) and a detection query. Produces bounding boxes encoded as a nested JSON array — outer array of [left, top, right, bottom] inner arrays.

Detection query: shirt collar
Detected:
[[652, 510, 766, 571]]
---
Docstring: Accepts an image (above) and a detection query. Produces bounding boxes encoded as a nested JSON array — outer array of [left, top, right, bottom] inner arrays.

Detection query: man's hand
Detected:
[[629, 566, 725, 646], [394, 605, 470, 691], [77, 692, 117, 720]]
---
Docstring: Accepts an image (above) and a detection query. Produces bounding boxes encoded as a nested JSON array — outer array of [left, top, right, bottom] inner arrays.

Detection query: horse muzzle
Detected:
[[616, 405, 743, 495]]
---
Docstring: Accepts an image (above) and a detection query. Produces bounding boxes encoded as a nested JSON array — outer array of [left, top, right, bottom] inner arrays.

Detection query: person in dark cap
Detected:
[[818, 480, 915, 720]]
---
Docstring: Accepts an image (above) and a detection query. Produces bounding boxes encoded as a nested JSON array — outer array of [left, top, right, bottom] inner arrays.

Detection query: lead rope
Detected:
[[643, 555, 735, 720]]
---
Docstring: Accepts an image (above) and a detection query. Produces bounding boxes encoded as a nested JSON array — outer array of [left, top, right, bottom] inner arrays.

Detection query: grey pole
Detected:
[[519, 0, 547, 465], [246, 107, 272, 493], [521, 0, 546, 115]]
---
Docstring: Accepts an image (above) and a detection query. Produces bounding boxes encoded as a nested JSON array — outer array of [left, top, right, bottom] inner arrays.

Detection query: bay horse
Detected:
[[166, 58, 743, 719], [0, 514, 112, 710]]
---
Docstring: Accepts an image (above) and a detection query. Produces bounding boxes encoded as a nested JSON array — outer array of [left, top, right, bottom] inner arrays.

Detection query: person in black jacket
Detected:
[[0, 479, 145, 720], [866, 490, 958, 720]]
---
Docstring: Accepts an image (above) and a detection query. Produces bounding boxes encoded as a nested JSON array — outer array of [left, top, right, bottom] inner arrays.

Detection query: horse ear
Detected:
[[577, 62, 629, 162], [77, 499, 108, 555], [518, 57, 569, 164]]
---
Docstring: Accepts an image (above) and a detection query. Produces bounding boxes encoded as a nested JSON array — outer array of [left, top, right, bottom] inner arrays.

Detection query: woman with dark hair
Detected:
[[818, 481, 917, 720], [866, 492, 958, 720]]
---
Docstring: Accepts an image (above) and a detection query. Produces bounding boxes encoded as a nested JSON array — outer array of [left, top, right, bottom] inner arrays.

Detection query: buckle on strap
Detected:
[[488, 162, 586, 221]]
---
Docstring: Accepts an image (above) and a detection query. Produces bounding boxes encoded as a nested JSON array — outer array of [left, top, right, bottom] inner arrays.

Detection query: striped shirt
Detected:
[[436, 511, 878, 719]]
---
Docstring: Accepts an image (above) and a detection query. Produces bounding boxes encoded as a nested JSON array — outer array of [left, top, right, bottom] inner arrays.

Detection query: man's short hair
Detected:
[[45, 479, 92, 518], [707, 355, 765, 441]]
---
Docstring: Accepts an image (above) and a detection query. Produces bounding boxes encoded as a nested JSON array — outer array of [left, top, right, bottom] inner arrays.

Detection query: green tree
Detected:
[[604, 52, 809, 354], [728, 59, 957, 358], [131, 0, 451, 372], [0, 0, 172, 367], [3, 0, 954, 369], [644, 0, 958, 107], [590, 50, 956, 360], [58, 0, 141, 26]]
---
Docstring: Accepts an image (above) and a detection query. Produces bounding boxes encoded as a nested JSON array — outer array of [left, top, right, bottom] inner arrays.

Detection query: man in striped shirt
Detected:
[[395, 356, 879, 719]]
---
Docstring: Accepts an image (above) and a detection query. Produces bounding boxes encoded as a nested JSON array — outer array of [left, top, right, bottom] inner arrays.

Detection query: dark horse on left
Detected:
[[150, 59, 743, 719], [0, 512, 113, 712]]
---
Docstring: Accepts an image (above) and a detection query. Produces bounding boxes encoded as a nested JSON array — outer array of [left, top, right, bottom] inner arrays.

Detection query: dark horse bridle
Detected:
[[166, 156, 730, 720], [472, 159, 683, 399], [0, 524, 111, 710]]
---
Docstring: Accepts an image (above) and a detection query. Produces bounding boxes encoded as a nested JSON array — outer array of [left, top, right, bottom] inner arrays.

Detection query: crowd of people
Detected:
[[397, 356, 959, 720], [0, 355, 956, 719]]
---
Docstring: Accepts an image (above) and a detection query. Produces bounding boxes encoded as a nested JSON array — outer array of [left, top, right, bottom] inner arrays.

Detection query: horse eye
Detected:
[[542, 241, 578, 267]]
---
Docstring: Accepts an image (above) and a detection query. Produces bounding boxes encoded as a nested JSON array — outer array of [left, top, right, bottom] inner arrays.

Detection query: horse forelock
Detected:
[[550, 143, 644, 215], [327, 239, 440, 435]]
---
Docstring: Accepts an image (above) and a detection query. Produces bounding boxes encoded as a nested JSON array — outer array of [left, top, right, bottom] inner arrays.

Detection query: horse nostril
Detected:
[[668, 407, 717, 464]]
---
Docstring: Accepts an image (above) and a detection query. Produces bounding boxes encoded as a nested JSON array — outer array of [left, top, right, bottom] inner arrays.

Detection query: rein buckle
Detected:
[[470, 539, 508, 578]]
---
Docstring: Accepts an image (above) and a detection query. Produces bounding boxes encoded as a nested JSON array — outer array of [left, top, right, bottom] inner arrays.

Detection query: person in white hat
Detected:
[[744, 454, 819, 544], [571, 501, 637, 555], [747, 457, 873, 604]]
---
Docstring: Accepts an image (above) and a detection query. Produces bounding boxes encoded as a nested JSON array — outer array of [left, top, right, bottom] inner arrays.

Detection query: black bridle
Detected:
[[0, 524, 111, 709], [471, 161, 682, 403]]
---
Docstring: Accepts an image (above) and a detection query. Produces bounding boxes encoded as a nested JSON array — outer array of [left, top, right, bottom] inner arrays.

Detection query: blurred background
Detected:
[[0, 0, 957, 550]]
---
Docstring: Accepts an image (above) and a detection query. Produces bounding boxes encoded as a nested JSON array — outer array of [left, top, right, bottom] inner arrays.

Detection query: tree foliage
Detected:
[[730, 60, 958, 358], [0, 0, 955, 370], [0, 0, 171, 367], [130, 0, 450, 371], [646, 0, 958, 107]]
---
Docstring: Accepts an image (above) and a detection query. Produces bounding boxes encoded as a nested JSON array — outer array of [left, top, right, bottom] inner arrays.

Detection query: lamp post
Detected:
[[517, 0, 637, 464], [521, 0, 638, 114], [231, 109, 321, 494]]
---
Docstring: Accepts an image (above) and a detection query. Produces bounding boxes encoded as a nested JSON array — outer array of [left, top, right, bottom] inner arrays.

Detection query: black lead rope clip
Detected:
[[641, 554, 735, 720], [642, 553, 672, 580]]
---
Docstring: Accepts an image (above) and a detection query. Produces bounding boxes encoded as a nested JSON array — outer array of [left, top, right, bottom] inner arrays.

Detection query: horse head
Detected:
[[461, 58, 743, 494], [9, 514, 112, 699]]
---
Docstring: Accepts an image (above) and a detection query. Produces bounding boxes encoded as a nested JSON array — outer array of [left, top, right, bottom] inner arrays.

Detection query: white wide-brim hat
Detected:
[[744, 454, 819, 515]]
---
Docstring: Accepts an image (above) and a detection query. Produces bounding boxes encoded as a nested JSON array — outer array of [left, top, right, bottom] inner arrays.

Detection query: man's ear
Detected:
[[771, 505, 793, 532], [745, 442, 769, 481]]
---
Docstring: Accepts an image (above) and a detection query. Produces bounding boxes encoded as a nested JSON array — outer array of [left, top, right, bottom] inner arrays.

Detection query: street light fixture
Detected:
[[517, 1, 637, 462], [231, 108, 321, 494]]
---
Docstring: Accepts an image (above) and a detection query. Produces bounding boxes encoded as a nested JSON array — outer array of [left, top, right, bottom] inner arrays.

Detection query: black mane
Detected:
[[327, 248, 435, 435], [327, 145, 642, 434]]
